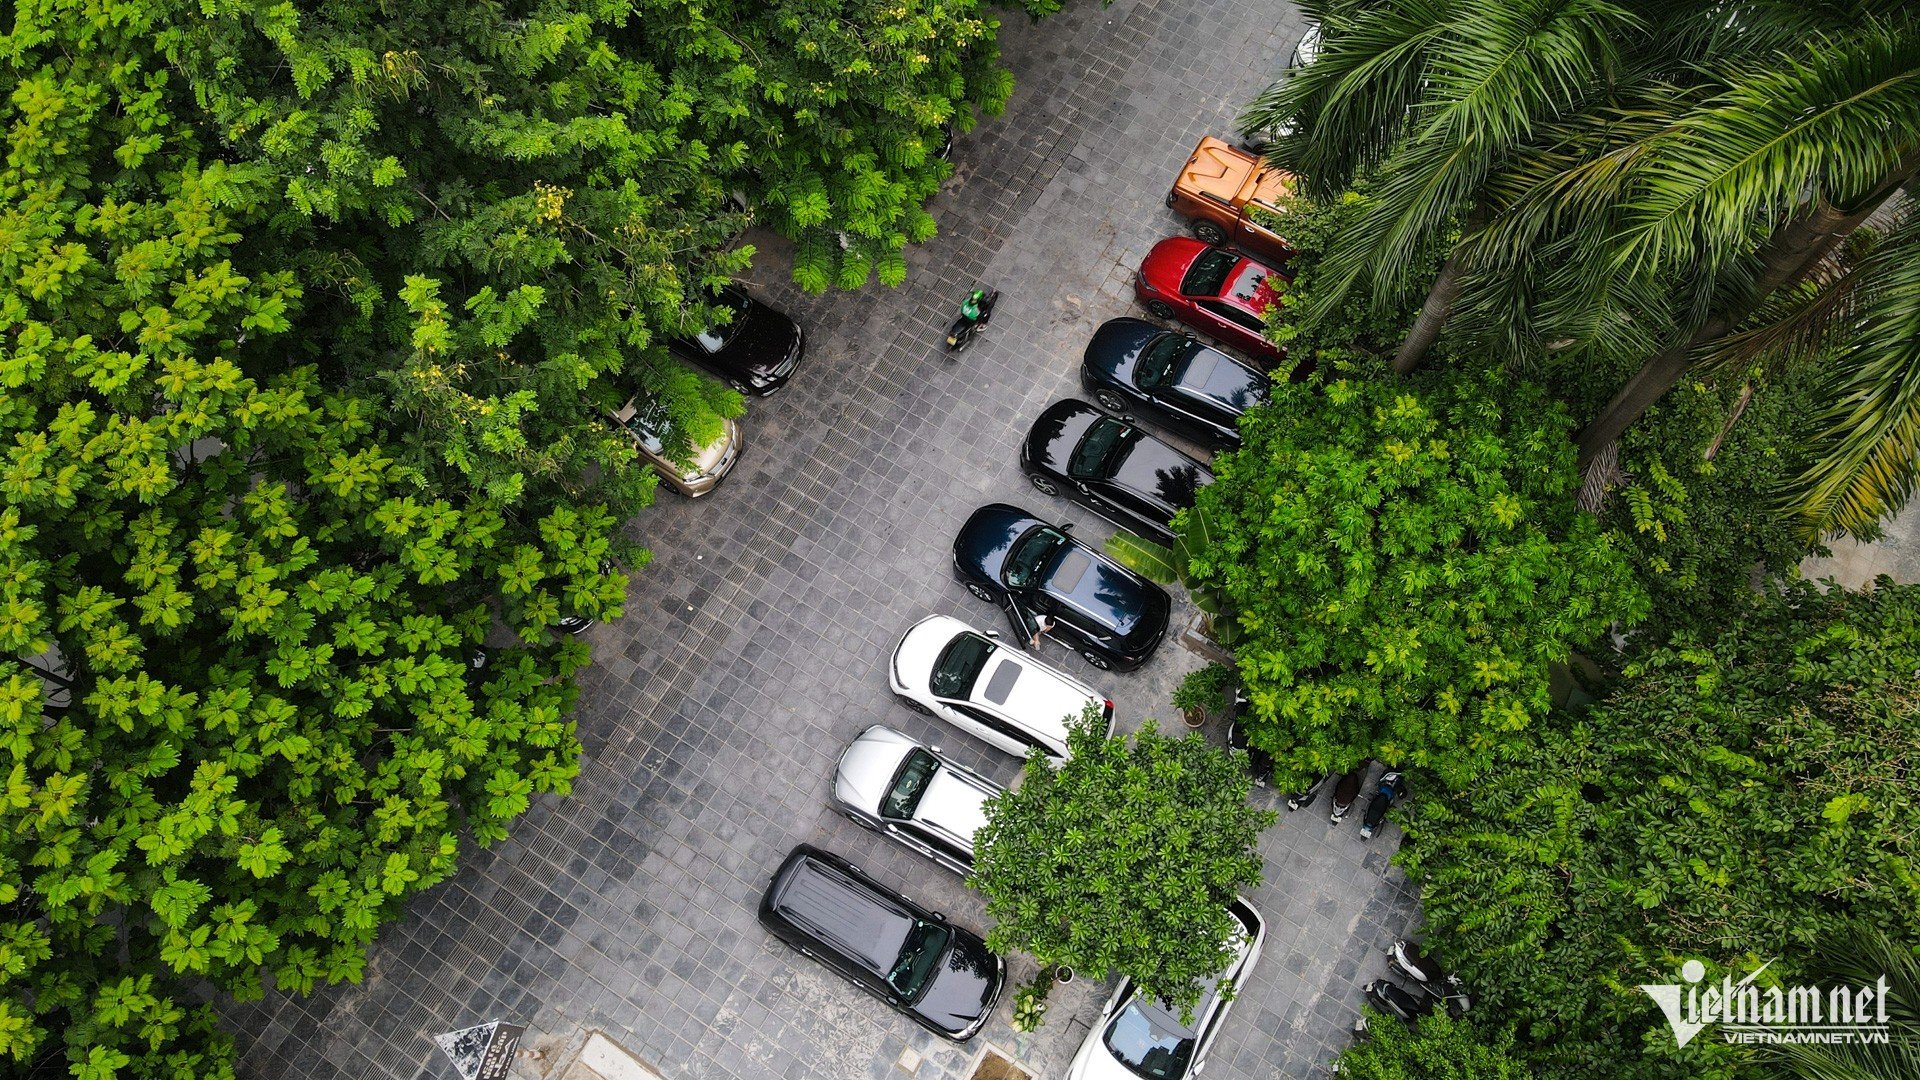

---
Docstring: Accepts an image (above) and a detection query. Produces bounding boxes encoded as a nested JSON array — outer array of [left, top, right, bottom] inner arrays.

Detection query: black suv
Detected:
[[759, 845, 1006, 1040]]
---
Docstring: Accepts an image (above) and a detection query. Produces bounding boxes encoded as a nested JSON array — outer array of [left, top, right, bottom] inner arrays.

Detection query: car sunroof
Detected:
[[1052, 550, 1091, 592], [982, 658, 1021, 706], [1180, 352, 1217, 387]]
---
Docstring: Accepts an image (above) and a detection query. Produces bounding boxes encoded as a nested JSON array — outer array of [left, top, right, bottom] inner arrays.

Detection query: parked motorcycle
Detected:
[[1329, 763, 1369, 824], [1226, 709, 1273, 788], [945, 287, 1000, 353], [1285, 772, 1330, 812], [1359, 770, 1407, 840], [1388, 940, 1473, 1018], [1361, 978, 1430, 1026]]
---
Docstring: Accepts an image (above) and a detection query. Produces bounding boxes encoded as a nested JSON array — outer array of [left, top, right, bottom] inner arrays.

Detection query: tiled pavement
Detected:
[[226, 1, 1422, 1076]]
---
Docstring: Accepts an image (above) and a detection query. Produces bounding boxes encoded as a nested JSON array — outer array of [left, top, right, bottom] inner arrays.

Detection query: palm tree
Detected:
[[1756, 926, 1920, 1080], [1240, 0, 1645, 374]]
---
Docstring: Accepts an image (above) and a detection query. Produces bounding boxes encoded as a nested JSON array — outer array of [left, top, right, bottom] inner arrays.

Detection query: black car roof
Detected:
[[767, 849, 912, 974]]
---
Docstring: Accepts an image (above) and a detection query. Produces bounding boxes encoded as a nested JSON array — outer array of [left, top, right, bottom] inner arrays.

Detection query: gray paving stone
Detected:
[[225, 2, 1423, 1078]]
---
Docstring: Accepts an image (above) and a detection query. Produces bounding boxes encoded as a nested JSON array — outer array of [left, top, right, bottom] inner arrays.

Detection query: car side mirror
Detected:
[[985, 630, 1000, 639], [1060, 522, 1075, 533], [930, 745, 943, 754]]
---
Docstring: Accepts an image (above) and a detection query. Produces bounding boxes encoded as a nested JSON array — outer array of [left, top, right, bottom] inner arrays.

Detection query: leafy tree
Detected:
[[1335, 1011, 1531, 1080], [627, 0, 1017, 292], [1397, 580, 1920, 1077], [0, 5, 627, 1074], [969, 705, 1275, 1018], [1189, 366, 1645, 789]]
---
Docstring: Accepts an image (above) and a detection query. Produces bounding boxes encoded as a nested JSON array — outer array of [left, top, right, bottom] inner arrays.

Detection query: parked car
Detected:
[[1065, 897, 1266, 1080], [951, 505, 1172, 671], [1021, 400, 1213, 545], [759, 844, 1006, 1041], [670, 285, 805, 395], [1081, 318, 1268, 451], [834, 725, 1003, 875], [1292, 20, 1322, 69], [1135, 235, 1289, 364], [890, 614, 1114, 761], [1164, 136, 1300, 264], [609, 395, 742, 497]]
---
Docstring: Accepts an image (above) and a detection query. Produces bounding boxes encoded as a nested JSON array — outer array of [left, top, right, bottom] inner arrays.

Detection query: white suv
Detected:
[[888, 614, 1113, 763], [833, 725, 1003, 875]]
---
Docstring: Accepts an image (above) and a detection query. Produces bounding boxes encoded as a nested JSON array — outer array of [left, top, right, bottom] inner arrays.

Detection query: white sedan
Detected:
[[888, 614, 1113, 763]]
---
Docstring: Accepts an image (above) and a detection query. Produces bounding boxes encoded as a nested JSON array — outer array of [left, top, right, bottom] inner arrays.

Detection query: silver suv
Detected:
[[833, 726, 1003, 876]]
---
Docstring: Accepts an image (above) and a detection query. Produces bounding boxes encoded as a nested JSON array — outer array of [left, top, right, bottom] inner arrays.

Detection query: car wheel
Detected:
[[728, 379, 751, 394], [1082, 650, 1114, 671], [1030, 475, 1060, 497], [895, 695, 932, 716], [1094, 389, 1129, 414], [1163, 190, 1178, 209], [1145, 300, 1176, 320], [965, 582, 996, 604], [1193, 220, 1228, 245]]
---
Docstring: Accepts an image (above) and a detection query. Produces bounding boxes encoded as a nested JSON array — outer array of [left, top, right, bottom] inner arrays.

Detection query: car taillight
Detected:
[[1102, 698, 1115, 718]]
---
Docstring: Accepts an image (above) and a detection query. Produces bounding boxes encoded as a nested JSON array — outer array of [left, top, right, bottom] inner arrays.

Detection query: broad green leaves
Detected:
[[1195, 366, 1646, 789], [970, 706, 1275, 1018]]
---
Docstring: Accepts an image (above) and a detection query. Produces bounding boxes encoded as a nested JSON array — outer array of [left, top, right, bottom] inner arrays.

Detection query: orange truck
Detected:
[[1164, 136, 1300, 265]]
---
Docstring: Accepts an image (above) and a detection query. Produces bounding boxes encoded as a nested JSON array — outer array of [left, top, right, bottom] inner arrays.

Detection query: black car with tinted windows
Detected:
[[1081, 317, 1267, 451], [759, 844, 1005, 1040], [1021, 399, 1214, 546], [951, 503, 1172, 671], [671, 286, 805, 395]]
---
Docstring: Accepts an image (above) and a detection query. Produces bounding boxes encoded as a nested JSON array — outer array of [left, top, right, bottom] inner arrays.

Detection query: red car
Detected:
[[1133, 236, 1288, 365]]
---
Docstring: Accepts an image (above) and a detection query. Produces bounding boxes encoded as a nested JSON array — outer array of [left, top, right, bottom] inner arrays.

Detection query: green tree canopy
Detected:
[[969, 706, 1275, 1018], [1399, 579, 1920, 1077], [1335, 1011, 1531, 1080], [1190, 366, 1646, 789]]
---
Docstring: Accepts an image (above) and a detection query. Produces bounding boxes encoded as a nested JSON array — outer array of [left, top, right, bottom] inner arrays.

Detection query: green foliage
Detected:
[[1171, 662, 1234, 718], [1193, 365, 1647, 789], [1397, 580, 1920, 1077], [635, 0, 1017, 291], [1009, 972, 1053, 1033], [1254, 187, 1440, 366], [1757, 926, 1920, 1080], [970, 705, 1275, 1018], [1335, 1010, 1530, 1080]]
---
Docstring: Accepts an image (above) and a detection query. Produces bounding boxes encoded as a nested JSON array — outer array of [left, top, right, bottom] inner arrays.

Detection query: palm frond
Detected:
[[1776, 209, 1920, 539], [1104, 531, 1186, 587]]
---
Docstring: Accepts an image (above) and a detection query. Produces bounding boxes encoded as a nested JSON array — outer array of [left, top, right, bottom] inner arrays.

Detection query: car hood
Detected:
[[1175, 347, 1267, 413], [954, 504, 1044, 583], [1083, 317, 1165, 382], [1042, 543, 1169, 646], [1110, 437, 1213, 516], [911, 930, 1004, 1036], [1139, 236, 1208, 293], [719, 299, 803, 379], [1024, 400, 1104, 474], [834, 726, 918, 814]]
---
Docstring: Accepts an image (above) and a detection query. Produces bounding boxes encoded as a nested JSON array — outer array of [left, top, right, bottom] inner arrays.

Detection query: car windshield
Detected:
[[1180, 248, 1240, 297], [1134, 334, 1187, 391], [883, 749, 940, 820], [1103, 999, 1196, 1080], [691, 288, 751, 354], [887, 919, 951, 999], [1069, 417, 1131, 481], [621, 404, 671, 455], [931, 633, 995, 699], [1003, 527, 1067, 589]]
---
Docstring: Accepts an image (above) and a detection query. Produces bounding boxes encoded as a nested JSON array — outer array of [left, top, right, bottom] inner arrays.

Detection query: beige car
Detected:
[[611, 396, 742, 497]]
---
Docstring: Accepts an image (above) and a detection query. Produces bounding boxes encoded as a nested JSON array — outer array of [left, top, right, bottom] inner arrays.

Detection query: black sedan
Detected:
[[1081, 317, 1267, 450], [952, 503, 1172, 671], [1021, 400, 1214, 546], [671, 286, 805, 395]]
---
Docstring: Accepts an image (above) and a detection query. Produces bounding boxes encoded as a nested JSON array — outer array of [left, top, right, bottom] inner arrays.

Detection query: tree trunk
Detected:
[[1391, 206, 1487, 375], [1575, 150, 1920, 469], [1392, 253, 1467, 374]]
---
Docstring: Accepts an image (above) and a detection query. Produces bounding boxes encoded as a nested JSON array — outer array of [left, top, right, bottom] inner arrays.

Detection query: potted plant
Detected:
[[1010, 972, 1053, 1033], [1171, 663, 1234, 728]]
